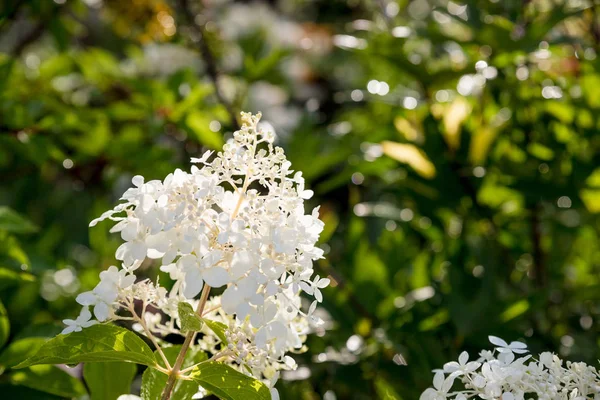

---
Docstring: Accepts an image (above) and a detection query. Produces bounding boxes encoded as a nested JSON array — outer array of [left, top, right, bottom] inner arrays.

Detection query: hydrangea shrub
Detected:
[[17, 112, 329, 400], [421, 336, 600, 400]]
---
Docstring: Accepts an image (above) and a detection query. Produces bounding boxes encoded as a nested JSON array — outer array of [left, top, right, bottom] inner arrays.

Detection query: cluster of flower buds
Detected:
[[421, 336, 600, 400], [63, 112, 329, 395]]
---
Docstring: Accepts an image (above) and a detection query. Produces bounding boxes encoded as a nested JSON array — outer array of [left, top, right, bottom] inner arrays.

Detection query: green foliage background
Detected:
[[1, 0, 600, 398]]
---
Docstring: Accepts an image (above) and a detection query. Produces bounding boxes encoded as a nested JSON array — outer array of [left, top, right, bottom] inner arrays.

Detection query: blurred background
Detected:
[[1, 0, 600, 398]]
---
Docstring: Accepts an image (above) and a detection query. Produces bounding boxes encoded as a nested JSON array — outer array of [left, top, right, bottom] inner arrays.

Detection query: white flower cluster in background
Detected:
[[62, 112, 328, 394], [421, 336, 600, 400]]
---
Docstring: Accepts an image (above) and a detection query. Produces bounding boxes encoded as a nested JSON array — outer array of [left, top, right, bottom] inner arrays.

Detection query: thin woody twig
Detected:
[[8, 2, 62, 57], [175, 0, 240, 131], [160, 284, 212, 400], [11, 20, 46, 56], [530, 202, 546, 287]]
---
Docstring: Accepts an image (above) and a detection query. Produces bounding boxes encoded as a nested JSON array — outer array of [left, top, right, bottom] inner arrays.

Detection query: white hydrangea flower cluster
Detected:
[[62, 112, 328, 394], [191, 293, 307, 399], [421, 336, 600, 400]]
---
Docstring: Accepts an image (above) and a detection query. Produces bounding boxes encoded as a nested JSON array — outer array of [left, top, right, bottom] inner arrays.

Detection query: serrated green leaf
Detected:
[[0, 207, 38, 234], [189, 361, 271, 400], [202, 318, 228, 345], [178, 302, 203, 334], [84, 362, 137, 400], [15, 324, 157, 369], [10, 365, 87, 398], [141, 346, 207, 400]]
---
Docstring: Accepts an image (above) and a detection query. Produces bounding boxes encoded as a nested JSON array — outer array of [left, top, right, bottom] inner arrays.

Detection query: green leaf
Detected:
[[500, 300, 530, 323], [170, 84, 212, 120], [0, 383, 62, 400], [202, 318, 228, 345], [84, 362, 137, 400], [15, 324, 158, 369], [0, 299, 9, 350], [0, 58, 14, 94], [0, 207, 38, 234], [178, 302, 203, 334], [189, 361, 271, 400], [0, 233, 30, 266], [141, 346, 207, 400], [0, 337, 47, 369], [527, 143, 554, 160], [374, 376, 402, 400], [10, 365, 87, 398], [0, 267, 36, 291], [185, 111, 224, 149]]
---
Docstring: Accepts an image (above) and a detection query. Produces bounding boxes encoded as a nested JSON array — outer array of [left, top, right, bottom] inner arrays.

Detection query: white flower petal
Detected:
[[202, 267, 230, 288], [488, 335, 508, 348]]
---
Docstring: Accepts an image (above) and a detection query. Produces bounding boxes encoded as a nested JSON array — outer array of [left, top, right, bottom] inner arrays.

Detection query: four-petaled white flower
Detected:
[[489, 335, 528, 354], [443, 351, 481, 378], [299, 275, 330, 302], [420, 371, 455, 400], [61, 307, 97, 334]]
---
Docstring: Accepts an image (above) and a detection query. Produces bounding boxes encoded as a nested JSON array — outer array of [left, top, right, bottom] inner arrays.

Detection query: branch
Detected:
[[175, 0, 240, 131], [11, 20, 46, 57], [591, 1, 600, 46], [161, 284, 212, 400], [0, 0, 25, 29], [529, 202, 546, 287], [7, 2, 64, 57], [127, 301, 172, 370]]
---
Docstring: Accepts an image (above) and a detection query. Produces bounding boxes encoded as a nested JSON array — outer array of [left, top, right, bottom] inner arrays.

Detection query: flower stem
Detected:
[[126, 300, 172, 370], [160, 284, 212, 400]]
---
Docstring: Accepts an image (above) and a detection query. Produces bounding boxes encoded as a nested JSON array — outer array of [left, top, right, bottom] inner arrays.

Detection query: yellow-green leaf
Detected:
[[381, 141, 436, 179], [185, 111, 224, 149]]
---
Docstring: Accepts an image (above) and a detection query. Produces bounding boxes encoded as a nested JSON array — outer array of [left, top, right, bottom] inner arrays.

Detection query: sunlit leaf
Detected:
[[418, 309, 449, 331], [580, 189, 600, 213], [500, 300, 529, 322], [188, 361, 271, 400], [178, 302, 203, 334], [381, 141, 436, 179], [469, 126, 498, 165], [394, 117, 420, 142], [442, 97, 471, 150], [15, 324, 157, 369], [527, 143, 554, 161], [203, 318, 228, 345], [185, 111, 224, 149]]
